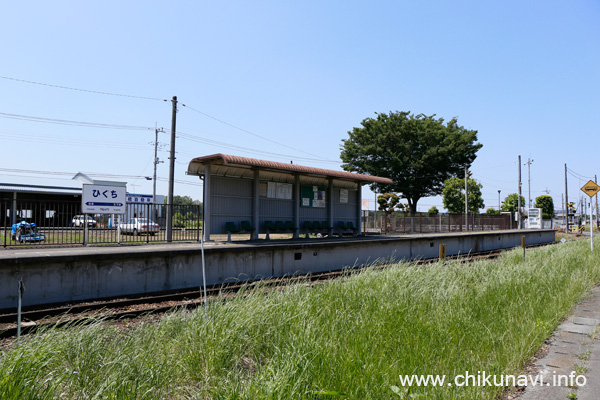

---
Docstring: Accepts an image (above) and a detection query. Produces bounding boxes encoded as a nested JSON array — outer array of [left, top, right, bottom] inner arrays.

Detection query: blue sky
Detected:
[[1, 1, 599, 212]]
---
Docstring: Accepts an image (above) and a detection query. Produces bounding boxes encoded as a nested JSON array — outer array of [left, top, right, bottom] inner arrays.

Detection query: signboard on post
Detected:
[[581, 180, 600, 198], [82, 184, 127, 214], [361, 199, 370, 210], [580, 180, 599, 251]]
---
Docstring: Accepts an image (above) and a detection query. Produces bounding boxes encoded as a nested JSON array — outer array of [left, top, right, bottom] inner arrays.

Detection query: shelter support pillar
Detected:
[[203, 164, 211, 242], [328, 178, 334, 236], [252, 169, 260, 240], [357, 184, 363, 235], [294, 174, 300, 238], [12, 192, 17, 226]]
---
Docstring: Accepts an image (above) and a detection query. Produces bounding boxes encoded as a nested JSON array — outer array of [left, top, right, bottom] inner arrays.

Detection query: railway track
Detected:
[[0, 243, 550, 340]]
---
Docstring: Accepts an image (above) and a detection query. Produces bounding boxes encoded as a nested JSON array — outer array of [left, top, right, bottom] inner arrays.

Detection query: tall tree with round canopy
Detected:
[[340, 111, 482, 215]]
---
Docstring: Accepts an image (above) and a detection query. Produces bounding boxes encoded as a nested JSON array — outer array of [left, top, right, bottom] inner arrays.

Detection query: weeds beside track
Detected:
[[2, 239, 595, 399]]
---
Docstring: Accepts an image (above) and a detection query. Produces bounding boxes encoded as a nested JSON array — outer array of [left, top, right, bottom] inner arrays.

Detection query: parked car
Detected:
[[72, 215, 98, 228], [119, 218, 160, 236]]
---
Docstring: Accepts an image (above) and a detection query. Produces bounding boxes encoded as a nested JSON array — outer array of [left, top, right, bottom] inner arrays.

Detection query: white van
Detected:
[[71, 215, 98, 228]]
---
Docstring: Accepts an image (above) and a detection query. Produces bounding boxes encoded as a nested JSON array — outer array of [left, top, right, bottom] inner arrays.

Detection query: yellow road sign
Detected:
[[581, 180, 600, 198]]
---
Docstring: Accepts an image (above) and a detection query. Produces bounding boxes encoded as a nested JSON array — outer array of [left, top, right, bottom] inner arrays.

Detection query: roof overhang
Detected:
[[72, 172, 127, 187], [187, 153, 393, 189], [0, 183, 82, 196]]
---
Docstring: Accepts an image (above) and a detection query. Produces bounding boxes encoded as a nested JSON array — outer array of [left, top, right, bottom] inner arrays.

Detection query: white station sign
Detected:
[[82, 184, 127, 214]]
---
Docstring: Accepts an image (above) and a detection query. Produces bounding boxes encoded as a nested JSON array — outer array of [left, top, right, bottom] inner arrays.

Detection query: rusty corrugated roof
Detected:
[[187, 154, 393, 185]]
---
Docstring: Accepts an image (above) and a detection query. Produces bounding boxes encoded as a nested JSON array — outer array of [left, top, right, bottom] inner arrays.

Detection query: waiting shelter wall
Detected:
[[259, 193, 294, 226], [333, 188, 359, 224], [210, 176, 253, 234], [207, 175, 361, 235]]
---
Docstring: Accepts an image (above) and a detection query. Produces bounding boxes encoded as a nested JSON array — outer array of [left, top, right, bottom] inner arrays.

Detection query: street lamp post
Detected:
[[498, 190, 501, 211], [465, 167, 471, 231], [525, 158, 534, 209]]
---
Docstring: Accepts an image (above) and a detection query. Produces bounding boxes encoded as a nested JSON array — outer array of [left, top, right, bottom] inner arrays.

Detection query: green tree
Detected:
[[534, 195, 555, 219], [428, 206, 439, 215], [167, 195, 202, 207], [485, 208, 500, 216], [340, 111, 482, 215], [172, 212, 185, 228], [377, 193, 403, 234], [166, 195, 203, 219], [377, 193, 401, 215], [501, 193, 525, 213], [441, 177, 484, 214]]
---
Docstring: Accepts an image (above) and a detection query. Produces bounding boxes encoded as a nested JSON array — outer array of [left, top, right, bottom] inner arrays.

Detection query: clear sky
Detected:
[[1, 1, 599, 213]]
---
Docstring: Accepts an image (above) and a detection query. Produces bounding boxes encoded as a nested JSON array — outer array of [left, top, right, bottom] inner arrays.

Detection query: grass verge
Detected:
[[1, 239, 599, 399]]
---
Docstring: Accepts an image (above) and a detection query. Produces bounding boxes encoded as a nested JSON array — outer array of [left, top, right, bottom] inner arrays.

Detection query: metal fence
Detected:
[[378, 213, 511, 234], [1, 199, 202, 247]]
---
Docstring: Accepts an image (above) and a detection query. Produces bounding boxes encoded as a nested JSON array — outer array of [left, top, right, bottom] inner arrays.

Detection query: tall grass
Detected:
[[1, 239, 599, 399]]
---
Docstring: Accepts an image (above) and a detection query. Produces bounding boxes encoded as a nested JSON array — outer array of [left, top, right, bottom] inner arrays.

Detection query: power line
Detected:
[[0, 167, 145, 179], [176, 130, 340, 163], [567, 167, 594, 180], [0, 130, 153, 151], [476, 161, 517, 171], [0, 173, 77, 182], [472, 173, 513, 184], [0, 168, 203, 187], [0, 111, 339, 164], [180, 103, 338, 163], [0, 75, 167, 102], [0, 112, 153, 131]]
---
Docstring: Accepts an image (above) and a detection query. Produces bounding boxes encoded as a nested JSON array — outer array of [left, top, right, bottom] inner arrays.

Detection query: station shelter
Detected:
[[186, 154, 393, 241]]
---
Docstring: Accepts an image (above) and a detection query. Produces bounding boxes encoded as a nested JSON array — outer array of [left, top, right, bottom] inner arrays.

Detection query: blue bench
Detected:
[[337, 221, 358, 237], [264, 220, 297, 240], [303, 221, 334, 238], [225, 220, 255, 242]]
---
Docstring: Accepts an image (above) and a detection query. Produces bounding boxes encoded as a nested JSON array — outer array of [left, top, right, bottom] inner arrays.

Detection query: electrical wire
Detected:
[[0, 173, 78, 182], [0, 75, 167, 102], [0, 130, 152, 151], [0, 168, 203, 187], [0, 167, 145, 179], [1, 111, 341, 164], [472, 173, 513, 184], [175, 130, 341, 163], [180, 103, 339, 163], [475, 161, 517, 171], [567, 167, 595, 181], [0, 112, 153, 131]]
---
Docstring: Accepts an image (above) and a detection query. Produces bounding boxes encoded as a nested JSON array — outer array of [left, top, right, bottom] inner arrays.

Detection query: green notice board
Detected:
[[301, 185, 326, 208]]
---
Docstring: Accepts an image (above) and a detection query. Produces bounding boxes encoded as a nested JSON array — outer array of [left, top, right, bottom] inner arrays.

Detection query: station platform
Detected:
[[0, 230, 555, 309]]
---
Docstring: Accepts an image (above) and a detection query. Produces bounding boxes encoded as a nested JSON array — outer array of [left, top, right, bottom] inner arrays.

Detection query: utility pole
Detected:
[[153, 125, 165, 221], [524, 158, 534, 208], [565, 164, 569, 232], [166, 96, 177, 242], [518, 155, 522, 229], [464, 166, 471, 231]]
